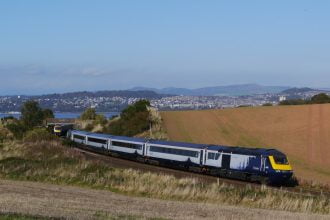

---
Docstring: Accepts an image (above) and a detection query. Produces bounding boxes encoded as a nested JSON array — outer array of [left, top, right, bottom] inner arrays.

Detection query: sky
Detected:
[[0, 0, 330, 95]]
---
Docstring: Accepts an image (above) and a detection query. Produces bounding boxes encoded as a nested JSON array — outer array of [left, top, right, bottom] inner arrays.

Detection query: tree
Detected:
[[310, 93, 330, 104], [21, 100, 44, 129], [105, 99, 151, 136], [80, 108, 97, 120], [42, 109, 54, 119]]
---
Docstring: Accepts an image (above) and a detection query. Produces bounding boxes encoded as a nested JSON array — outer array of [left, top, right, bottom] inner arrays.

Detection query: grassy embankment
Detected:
[[161, 104, 330, 185], [0, 137, 329, 215]]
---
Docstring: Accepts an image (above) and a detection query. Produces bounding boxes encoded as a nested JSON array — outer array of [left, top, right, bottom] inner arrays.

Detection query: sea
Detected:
[[0, 112, 119, 119]]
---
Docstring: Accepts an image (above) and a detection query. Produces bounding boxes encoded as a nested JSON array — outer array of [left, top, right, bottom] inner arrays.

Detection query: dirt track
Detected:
[[0, 179, 328, 220], [161, 104, 330, 184]]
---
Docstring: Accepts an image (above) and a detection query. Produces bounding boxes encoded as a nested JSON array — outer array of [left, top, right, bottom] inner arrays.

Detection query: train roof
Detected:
[[71, 130, 90, 135], [207, 145, 285, 156], [71, 129, 287, 156], [71, 130, 113, 139], [111, 135, 147, 143], [149, 139, 206, 150], [86, 132, 113, 139]]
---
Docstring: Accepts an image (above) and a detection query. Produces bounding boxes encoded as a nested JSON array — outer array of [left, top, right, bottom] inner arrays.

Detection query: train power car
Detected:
[[69, 130, 293, 185], [54, 123, 74, 136]]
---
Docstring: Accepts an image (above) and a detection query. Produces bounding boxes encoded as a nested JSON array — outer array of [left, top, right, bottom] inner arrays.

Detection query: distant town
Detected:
[[0, 86, 329, 113]]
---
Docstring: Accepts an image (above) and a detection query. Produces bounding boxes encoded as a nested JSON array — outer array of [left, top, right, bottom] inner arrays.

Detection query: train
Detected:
[[53, 124, 74, 136], [68, 129, 293, 185]]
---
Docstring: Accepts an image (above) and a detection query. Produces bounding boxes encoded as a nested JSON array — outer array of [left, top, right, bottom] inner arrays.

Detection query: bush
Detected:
[[0, 127, 11, 142], [279, 93, 330, 106], [24, 128, 56, 142], [80, 108, 97, 120], [84, 123, 95, 132], [279, 99, 306, 105], [95, 114, 107, 126], [262, 103, 273, 106], [6, 121, 27, 139], [309, 93, 330, 104], [105, 100, 151, 136]]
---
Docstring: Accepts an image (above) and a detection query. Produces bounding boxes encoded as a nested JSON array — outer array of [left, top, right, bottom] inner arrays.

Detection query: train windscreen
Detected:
[[273, 155, 289, 165]]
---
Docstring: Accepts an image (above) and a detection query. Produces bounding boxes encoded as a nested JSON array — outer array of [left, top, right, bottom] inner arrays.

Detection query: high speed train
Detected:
[[68, 130, 293, 185]]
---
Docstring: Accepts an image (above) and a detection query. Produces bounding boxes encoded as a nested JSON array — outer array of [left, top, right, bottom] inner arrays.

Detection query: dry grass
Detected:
[[161, 104, 330, 184], [0, 139, 329, 215]]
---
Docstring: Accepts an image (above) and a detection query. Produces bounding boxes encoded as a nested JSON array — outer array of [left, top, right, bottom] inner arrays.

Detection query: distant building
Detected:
[[279, 96, 286, 102]]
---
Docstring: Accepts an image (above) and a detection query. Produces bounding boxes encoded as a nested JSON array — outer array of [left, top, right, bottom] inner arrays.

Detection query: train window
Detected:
[[112, 141, 142, 150], [73, 134, 85, 140], [273, 155, 289, 165], [88, 137, 107, 144], [208, 152, 215, 160], [149, 146, 198, 158]]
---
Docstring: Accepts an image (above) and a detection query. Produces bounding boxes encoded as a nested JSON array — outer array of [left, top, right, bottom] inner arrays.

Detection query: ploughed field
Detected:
[[161, 104, 330, 184]]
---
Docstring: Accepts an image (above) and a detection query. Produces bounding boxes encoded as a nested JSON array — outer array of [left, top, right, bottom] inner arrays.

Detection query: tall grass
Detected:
[[0, 139, 329, 215]]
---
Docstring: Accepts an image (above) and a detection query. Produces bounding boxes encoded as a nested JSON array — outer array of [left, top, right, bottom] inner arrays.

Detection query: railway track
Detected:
[[73, 146, 330, 198]]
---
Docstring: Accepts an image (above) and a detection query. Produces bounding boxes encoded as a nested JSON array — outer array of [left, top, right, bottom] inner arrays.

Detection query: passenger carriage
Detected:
[[69, 130, 293, 185]]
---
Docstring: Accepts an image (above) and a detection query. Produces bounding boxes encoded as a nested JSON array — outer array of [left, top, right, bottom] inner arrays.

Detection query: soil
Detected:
[[0, 179, 327, 220]]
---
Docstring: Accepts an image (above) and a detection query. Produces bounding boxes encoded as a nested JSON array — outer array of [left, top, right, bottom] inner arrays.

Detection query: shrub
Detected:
[[105, 100, 151, 136], [95, 114, 107, 126], [309, 93, 330, 104], [24, 128, 56, 142], [0, 127, 11, 142], [84, 123, 95, 132], [262, 103, 273, 106], [80, 108, 97, 120], [6, 121, 27, 139]]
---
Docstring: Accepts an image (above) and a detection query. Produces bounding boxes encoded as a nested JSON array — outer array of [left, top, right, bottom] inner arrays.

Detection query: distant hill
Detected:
[[31, 90, 169, 99], [131, 84, 291, 96], [281, 87, 315, 95], [279, 87, 330, 100]]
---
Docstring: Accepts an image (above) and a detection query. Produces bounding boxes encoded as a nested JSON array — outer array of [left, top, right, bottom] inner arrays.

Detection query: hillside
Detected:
[[161, 104, 330, 184], [131, 84, 290, 96]]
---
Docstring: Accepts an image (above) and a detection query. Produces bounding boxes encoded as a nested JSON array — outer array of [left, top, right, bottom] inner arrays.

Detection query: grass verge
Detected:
[[0, 139, 329, 215]]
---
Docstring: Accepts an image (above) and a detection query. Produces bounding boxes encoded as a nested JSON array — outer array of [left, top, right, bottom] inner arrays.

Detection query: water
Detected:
[[0, 112, 119, 119]]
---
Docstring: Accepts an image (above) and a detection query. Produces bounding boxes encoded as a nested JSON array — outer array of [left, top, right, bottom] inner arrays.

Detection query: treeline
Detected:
[[279, 93, 330, 106], [1, 100, 55, 140], [80, 99, 151, 137]]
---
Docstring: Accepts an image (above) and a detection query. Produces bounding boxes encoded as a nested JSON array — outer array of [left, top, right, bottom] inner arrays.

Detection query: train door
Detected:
[[200, 150, 204, 165], [144, 144, 149, 157], [221, 154, 231, 169], [142, 144, 146, 156], [260, 156, 266, 172]]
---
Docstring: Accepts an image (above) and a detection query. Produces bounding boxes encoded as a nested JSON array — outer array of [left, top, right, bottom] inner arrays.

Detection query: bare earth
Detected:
[[161, 104, 330, 184], [0, 179, 328, 220]]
